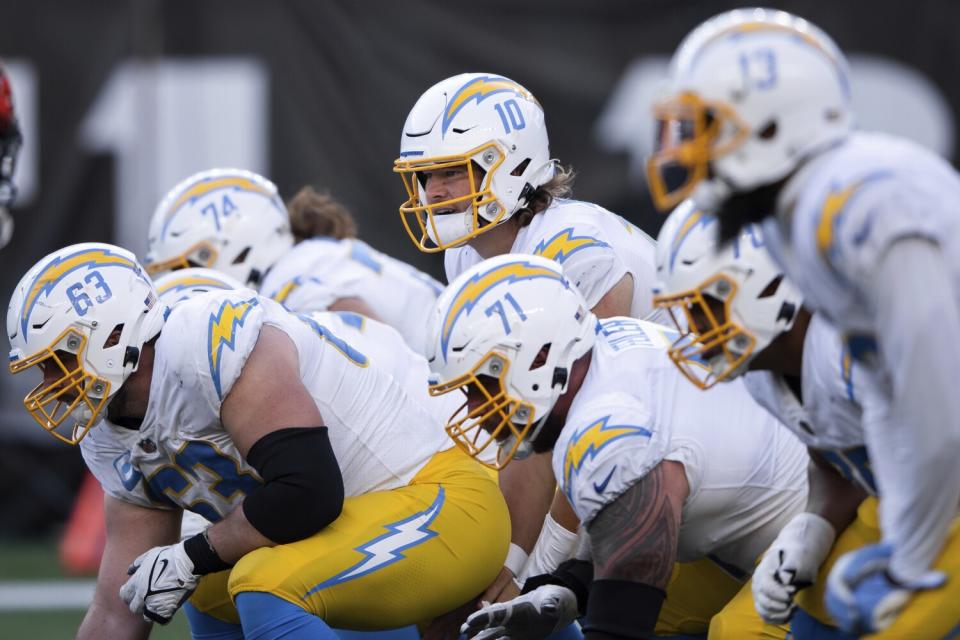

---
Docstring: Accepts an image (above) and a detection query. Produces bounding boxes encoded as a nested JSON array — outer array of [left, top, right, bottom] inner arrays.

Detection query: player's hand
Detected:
[[461, 585, 578, 640], [752, 512, 836, 624], [119, 541, 199, 624], [825, 543, 945, 635], [481, 566, 523, 604]]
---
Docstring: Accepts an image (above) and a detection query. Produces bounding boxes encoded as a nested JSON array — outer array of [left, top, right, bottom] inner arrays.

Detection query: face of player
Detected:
[[687, 293, 727, 360], [422, 164, 487, 215], [37, 351, 79, 399], [463, 374, 515, 442]]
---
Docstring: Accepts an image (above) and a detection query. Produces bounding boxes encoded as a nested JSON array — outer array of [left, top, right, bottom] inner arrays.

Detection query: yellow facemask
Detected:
[[646, 92, 750, 212], [429, 352, 537, 470], [394, 143, 506, 253], [9, 327, 111, 445], [145, 240, 219, 276], [653, 274, 757, 389]]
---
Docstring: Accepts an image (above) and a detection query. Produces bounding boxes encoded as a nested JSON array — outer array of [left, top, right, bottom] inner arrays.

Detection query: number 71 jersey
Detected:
[[80, 291, 455, 521]]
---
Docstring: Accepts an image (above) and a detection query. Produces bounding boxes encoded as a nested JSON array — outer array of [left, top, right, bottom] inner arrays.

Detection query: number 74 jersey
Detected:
[[80, 291, 455, 521]]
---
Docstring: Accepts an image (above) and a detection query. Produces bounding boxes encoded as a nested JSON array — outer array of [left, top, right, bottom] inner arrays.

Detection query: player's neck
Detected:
[[467, 217, 521, 259], [748, 308, 811, 378], [106, 341, 156, 427], [546, 350, 593, 429]]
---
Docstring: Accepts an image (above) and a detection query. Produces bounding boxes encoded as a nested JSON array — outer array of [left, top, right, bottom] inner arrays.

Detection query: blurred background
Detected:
[[1, 0, 958, 635]]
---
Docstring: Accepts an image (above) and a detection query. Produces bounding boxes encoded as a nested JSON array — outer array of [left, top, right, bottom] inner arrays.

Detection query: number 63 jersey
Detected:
[[80, 291, 455, 522], [553, 317, 809, 575]]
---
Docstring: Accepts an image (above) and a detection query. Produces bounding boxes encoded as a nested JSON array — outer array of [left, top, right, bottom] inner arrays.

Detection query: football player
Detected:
[[395, 73, 663, 601], [7, 243, 509, 640], [653, 204, 885, 638], [648, 8, 960, 635], [145, 169, 443, 354], [427, 254, 808, 639], [0, 61, 22, 249]]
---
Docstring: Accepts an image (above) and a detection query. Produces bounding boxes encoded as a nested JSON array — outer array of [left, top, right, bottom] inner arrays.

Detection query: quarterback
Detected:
[[427, 254, 808, 638], [395, 73, 664, 600], [648, 8, 960, 635], [145, 169, 443, 353], [7, 243, 508, 640]]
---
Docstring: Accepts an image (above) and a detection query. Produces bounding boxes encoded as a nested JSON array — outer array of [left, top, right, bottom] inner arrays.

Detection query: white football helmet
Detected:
[[7, 243, 165, 444], [426, 254, 596, 468], [395, 73, 556, 252], [153, 267, 244, 308], [647, 8, 853, 211], [145, 168, 293, 287], [652, 200, 802, 388]]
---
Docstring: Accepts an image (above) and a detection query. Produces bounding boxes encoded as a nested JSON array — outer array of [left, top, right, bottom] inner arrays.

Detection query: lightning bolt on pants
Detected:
[[188, 446, 510, 630]]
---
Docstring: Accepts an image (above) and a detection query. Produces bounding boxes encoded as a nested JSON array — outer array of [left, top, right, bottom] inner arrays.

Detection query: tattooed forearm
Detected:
[[585, 462, 682, 591]]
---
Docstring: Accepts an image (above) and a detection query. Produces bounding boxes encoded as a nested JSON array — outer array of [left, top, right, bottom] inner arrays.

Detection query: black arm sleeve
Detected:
[[582, 579, 664, 640], [241, 426, 344, 544]]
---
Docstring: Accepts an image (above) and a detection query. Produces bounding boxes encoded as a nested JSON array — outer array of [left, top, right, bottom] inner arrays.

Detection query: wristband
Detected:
[[183, 529, 231, 576], [504, 542, 529, 576]]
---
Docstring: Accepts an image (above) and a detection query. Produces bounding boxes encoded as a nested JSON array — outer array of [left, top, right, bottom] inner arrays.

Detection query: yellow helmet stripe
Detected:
[[165, 176, 274, 221], [21, 248, 141, 337], [156, 275, 234, 295], [443, 76, 537, 136], [441, 260, 563, 359]]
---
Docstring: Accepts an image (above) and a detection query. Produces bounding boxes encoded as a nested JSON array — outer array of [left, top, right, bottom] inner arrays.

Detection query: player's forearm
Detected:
[[869, 237, 960, 580], [499, 451, 557, 552], [206, 503, 276, 564], [806, 448, 866, 533]]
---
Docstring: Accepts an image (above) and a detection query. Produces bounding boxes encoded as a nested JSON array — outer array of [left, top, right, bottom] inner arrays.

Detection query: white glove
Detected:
[[752, 512, 836, 624], [460, 585, 579, 640], [119, 541, 199, 624]]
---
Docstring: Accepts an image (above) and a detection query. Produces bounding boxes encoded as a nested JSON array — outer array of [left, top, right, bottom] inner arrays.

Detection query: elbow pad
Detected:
[[242, 427, 344, 544]]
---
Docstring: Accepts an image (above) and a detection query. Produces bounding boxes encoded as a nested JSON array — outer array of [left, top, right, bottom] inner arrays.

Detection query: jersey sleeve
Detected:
[[552, 392, 667, 525], [79, 421, 175, 510], [531, 224, 628, 310], [160, 292, 266, 423], [811, 171, 944, 290]]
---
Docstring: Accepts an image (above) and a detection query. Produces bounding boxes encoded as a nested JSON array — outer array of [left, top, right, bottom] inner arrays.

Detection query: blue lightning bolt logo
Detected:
[[303, 487, 445, 597], [563, 416, 651, 502], [207, 297, 259, 399], [532, 228, 609, 264]]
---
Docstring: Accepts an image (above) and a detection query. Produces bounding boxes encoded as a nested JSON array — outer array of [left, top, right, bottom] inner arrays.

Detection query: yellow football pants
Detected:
[[795, 497, 960, 639], [654, 557, 788, 638], [189, 446, 511, 629]]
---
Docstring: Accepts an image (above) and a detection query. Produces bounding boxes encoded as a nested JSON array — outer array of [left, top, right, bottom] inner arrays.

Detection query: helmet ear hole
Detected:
[[102, 323, 125, 349], [757, 274, 783, 299], [529, 343, 552, 371], [231, 247, 251, 265], [757, 120, 778, 140], [510, 158, 531, 177]]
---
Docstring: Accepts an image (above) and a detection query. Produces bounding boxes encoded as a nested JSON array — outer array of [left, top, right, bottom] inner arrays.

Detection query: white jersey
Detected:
[[743, 314, 874, 494], [762, 131, 960, 578], [552, 317, 808, 575], [260, 238, 444, 354], [80, 291, 454, 522], [764, 132, 960, 349], [445, 199, 661, 320]]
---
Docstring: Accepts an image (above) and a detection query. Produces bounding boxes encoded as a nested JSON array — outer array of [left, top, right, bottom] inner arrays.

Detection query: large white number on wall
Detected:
[[79, 59, 269, 257]]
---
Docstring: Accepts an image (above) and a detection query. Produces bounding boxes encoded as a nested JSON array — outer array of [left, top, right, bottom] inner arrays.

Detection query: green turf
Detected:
[[0, 539, 193, 638], [0, 609, 192, 638]]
